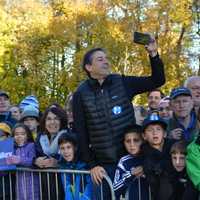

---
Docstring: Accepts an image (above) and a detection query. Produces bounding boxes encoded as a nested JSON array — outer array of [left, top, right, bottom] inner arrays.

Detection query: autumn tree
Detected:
[[0, 0, 196, 108]]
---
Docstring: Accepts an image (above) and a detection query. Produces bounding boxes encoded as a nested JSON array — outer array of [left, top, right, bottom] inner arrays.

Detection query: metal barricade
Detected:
[[0, 167, 116, 200], [119, 177, 151, 200]]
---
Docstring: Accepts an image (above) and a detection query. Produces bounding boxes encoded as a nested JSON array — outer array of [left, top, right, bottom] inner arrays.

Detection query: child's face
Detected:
[[124, 132, 142, 156], [143, 124, 166, 148], [14, 127, 27, 146], [171, 152, 185, 172], [23, 117, 39, 132], [59, 142, 75, 162]]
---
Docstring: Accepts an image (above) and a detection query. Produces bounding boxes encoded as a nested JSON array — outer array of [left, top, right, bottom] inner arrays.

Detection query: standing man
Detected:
[[73, 37, 165, 198], [168, 87, 198, 143], [0, 91, 16, 127]]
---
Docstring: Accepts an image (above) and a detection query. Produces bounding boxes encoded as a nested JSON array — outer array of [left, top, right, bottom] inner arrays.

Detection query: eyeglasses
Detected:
[[159, 107, 171, 111], [190, 87, 200, 91]]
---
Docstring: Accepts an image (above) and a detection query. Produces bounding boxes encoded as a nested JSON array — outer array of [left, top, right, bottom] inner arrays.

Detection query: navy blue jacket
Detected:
[[113, 154, 149, 200], [59, 158, 92, 200]]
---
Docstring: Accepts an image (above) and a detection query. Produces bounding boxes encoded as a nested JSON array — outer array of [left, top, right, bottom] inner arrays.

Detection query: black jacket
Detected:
[[142, 139, 175, 200]]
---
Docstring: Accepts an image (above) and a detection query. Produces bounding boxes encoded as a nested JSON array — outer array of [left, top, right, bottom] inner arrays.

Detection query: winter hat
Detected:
[[0, 122, 12, 135], [20, 105, 39, 121], [19, 95, 39, 111]]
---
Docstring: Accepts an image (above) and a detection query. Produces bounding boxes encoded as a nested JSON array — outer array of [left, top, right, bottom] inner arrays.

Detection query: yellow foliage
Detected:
[[0, 0, 196, 108]]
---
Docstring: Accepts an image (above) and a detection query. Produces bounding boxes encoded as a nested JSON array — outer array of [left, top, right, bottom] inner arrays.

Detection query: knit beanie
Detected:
[[20, 105, 39, 121], [19, 95, 39, 112]]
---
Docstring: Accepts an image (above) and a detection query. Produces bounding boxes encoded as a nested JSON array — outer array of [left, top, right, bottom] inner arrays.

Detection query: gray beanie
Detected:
[[20, 105, 39, 121]]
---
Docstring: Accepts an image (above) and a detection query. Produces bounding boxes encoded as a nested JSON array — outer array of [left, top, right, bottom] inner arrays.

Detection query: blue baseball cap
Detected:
[[170, 87, 192, 100], [0, 90, 9, 99], [142, 113, 167, 131]]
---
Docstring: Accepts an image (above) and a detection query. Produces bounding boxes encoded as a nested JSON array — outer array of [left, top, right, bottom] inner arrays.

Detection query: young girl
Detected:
[[6, 123, 39, 200]]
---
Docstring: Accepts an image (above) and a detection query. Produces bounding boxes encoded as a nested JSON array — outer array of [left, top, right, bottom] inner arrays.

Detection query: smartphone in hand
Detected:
[[133, 32, 152, 45]]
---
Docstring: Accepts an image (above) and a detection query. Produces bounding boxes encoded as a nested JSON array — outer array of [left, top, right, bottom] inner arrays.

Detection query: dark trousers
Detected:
[[92, 163, 117, 200]]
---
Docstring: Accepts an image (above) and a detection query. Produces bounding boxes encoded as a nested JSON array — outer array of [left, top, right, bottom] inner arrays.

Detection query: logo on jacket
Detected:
[[112, 106, 122, 115]]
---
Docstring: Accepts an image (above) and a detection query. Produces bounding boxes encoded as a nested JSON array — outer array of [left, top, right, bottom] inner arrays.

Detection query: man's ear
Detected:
[[85, 64, 92, 72]]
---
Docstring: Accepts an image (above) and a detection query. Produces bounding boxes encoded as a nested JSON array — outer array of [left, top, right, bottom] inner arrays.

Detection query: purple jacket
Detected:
[[15, 142, 40, 200]]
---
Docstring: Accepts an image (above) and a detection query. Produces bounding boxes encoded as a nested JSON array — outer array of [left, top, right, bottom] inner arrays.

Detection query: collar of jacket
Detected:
[[14, 142, 30, 148], [88, 74, 113, 90], [59, 158, 86, 170]]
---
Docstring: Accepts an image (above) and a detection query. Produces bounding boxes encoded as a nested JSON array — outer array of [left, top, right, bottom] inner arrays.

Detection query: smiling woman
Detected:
[[34, 106, 69, 200]]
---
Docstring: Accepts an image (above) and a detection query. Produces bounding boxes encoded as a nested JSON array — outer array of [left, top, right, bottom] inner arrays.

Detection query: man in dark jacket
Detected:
[[167, 87, 198, 143], [73, 36, 165, 198], [0, 91, 16, 127]]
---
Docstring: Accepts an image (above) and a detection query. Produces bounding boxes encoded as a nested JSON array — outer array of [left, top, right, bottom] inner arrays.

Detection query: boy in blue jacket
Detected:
[[113, 124, 149, 200], [58, 133, 92, 200]]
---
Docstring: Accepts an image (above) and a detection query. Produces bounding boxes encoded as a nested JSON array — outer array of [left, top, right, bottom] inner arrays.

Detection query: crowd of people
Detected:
[[0, 35, 200, 200]]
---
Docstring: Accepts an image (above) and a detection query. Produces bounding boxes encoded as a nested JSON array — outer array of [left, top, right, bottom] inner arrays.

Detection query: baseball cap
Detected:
[[170, 87, 192, 100], [0, 91, 9, 99], [142, 113, 167, 131]]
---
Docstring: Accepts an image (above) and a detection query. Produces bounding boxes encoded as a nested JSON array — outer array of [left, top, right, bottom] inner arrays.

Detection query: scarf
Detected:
[[39, 129, 67, 156]]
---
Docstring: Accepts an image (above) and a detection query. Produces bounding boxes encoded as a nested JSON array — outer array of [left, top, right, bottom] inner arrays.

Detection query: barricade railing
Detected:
[[0, 167, 116, 200], [123, 177, 151, 200]]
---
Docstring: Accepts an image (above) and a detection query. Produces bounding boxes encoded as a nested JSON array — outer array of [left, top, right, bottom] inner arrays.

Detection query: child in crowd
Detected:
[[0, 122, 12, 140], [6, 123, 39, 200], [0, 122, 15, 200], [169, 141, 188, 200], [113, 125, 149, 200], [58, 133, 92, 200], [141, 113, 175, 200], [20, 105, 39, 141]]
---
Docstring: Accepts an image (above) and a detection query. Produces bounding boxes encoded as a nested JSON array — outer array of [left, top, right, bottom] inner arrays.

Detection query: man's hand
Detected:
[[145, 35, 158, 57], [90, 166, 106, 185], [169, 128, 183, 140]]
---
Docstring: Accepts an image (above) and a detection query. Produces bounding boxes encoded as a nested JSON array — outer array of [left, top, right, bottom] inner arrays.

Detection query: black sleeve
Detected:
[[73, 90, 98, 168], [123, 54, 165, 100]]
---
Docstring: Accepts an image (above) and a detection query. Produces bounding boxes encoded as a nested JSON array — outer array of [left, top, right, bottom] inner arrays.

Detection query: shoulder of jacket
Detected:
[[76, 80, 90, 92]]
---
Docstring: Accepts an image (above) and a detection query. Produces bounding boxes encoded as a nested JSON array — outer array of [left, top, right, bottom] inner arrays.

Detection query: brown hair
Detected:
[[40, 106, 68, 134], [170, 141, 187, 155]]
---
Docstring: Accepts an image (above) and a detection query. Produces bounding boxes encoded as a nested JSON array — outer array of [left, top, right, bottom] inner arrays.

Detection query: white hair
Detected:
[[184, 76, 200, 87]]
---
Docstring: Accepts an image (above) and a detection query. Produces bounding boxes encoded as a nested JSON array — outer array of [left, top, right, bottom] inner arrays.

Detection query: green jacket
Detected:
[[186, 141, 200, 191]]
